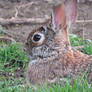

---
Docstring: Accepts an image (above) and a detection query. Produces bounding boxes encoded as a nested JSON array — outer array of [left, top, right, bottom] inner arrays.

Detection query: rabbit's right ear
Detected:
[[64, 0, 77, 28]]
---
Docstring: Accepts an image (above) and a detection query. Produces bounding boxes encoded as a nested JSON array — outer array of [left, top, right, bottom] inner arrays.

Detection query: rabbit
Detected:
[[25, 0, 92, 87]]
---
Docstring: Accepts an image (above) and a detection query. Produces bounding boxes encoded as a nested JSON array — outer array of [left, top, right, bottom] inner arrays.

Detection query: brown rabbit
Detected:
[[25, 0, 92, 87]]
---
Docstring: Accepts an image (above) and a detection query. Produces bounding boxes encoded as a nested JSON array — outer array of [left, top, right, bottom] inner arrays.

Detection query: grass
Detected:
[[69, 34, 92, 55], [0, 42, 28, 72], [82, 40, 92, 55], [69, 34, 84, 46], [0, 34, 92, 92], [0, 74, 92, 92], [0, 42, 28, 92]]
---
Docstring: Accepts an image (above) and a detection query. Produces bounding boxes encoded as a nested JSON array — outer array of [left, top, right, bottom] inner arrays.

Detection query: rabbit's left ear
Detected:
[[51, 0, 77, 30], [51, 4, 66, 30]]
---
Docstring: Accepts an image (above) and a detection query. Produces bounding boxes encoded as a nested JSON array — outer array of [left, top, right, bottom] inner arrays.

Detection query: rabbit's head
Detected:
[[25, 0, 77, 60]]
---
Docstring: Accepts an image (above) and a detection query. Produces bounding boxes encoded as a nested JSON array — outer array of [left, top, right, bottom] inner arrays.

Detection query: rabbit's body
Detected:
[[26, 49, 92, 86], [25, 0, 92, 86]]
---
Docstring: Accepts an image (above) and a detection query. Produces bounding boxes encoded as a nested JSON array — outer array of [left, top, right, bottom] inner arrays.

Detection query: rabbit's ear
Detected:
[[51, 4, 66, 30], [51, 0, 77, 30], [64, 0, 77, 28]]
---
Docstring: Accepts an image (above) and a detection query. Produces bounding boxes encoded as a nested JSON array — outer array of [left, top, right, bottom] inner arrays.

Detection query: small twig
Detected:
[[82, 17, 85, 40], [72, 46, 84, 50], [18, 2, 36, 9], [76, 20, 92, 23], [14, 7, 19, 18], [0, 25, 13, 37], [0, 16, 91, 25], [1, 31, 14, 37], [0, 17, 50, 25], [13, 2, 37, 19], [0, 36, 16, 43]]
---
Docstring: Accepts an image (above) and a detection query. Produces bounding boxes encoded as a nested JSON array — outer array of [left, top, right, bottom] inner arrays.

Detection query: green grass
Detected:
[[0, 42, 28, 92], [0, 42, 28, 72], [0, 34, 92, 92], [69, 34, 84, 46], [81, 40, 92, 55], [69, 34, 92, 55], [0, 75, 92, 92]]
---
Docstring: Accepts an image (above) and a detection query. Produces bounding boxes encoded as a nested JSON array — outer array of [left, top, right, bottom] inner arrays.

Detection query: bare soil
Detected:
[[0, 0, 92, 43]]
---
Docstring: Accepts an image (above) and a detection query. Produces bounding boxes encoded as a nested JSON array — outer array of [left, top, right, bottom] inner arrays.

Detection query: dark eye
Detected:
[[33, 34, 41, 42], [32, 32, 45, 44]]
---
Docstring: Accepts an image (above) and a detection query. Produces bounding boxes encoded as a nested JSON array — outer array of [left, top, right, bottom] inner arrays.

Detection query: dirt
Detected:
[[0, 0, 92, 43]]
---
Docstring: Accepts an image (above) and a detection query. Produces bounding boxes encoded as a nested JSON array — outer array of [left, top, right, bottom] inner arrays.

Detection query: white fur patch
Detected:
[[29, 60, 37, 66]]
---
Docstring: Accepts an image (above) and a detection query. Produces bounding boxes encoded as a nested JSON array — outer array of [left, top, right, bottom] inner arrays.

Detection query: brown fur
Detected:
[[26, 50, 92, 86], [25, 0, 92, 87]]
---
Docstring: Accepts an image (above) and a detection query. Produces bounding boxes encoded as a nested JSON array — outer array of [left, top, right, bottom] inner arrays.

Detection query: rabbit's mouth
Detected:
[[32, 49, 58, 59], [34, 51, 58, 59], [28, 49, 59, 65], [30, 45, 59, 60]]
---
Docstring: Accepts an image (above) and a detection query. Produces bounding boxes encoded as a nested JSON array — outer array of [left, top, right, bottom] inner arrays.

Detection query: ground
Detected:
[[0, 0, 92, 43]]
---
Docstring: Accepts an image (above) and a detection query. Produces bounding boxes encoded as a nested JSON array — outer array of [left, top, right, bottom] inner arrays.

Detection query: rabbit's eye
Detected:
[[32, 32, 45, 44], [33, 34, 41, 42]]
